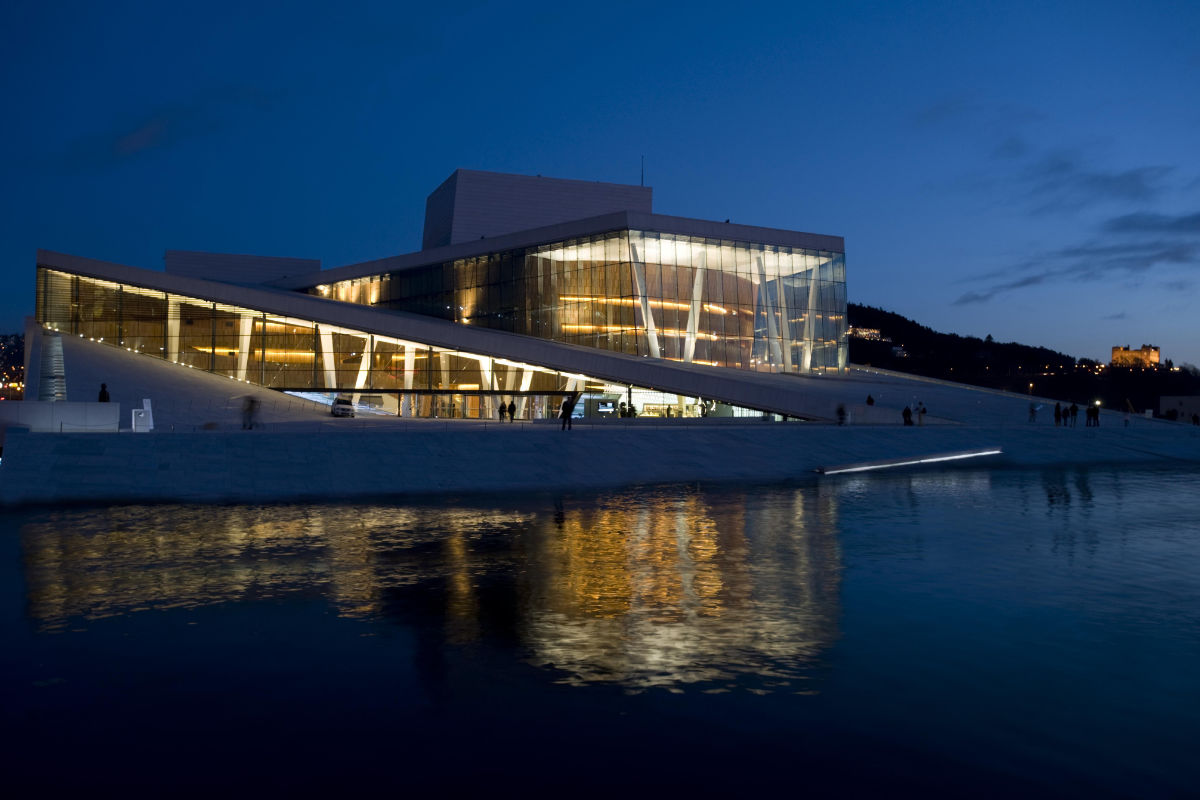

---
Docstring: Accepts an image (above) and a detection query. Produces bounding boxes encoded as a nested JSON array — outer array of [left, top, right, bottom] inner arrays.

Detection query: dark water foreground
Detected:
[[3, 467, 1198, 795]]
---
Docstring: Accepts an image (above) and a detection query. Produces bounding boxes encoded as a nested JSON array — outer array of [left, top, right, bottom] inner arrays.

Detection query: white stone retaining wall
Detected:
[[2, 423, 1197, 506]]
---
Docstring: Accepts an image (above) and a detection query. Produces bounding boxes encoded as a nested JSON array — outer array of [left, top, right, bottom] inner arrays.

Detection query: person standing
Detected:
[[560, 395, 577, 431], [1070, 403, 1079, 427], [498, 401, 507, 422], [242, 396, 259, 430], [902, 406, 913, 426], [507, 400, 516, 422], [918, 402, 927, 426], [97, 383, 110, 402]]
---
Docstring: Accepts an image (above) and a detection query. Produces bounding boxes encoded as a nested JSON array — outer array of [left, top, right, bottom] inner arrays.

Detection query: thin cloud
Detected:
[[954, 240, 1200, 304], [1102, 312, 1127, 320], [1103, 211, 1200, 234], [57, 86, 281, 172], [1022, 151, 1171, 212], [992, 136, 1029, 159], [911, 94, 980, 127]]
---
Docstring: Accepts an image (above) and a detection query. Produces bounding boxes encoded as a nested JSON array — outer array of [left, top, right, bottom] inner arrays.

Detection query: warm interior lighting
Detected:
[[561, 295, 730, 313], [560, 324, 718, 340], [664, 357, 719, 366]]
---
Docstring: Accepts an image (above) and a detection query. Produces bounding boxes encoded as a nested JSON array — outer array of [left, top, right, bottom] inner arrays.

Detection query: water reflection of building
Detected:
[[20, 505, 535, 630], [21, 488, 841, 688], [519, 487, 842, 687]]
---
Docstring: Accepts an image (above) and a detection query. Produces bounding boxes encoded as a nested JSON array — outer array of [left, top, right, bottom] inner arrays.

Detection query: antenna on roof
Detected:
[[640, 155, 644, 187]]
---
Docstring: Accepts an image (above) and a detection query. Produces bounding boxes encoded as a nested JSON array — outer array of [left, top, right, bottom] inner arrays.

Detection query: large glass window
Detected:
[[37, 266, 782, 420], [305, 229, 847, 375]]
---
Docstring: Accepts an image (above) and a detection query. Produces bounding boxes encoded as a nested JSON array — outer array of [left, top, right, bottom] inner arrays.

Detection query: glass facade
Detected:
[[35, 266, 771, 420], [310, 229, 848, 375]]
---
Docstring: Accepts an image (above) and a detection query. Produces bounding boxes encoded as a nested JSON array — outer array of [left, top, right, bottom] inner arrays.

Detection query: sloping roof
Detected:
[[38, 249, 843, 420], [270, 210, 845, 290]]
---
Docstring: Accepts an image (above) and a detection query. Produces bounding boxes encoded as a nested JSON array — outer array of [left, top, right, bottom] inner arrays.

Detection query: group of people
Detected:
[[496, 399, 518, 422], [1052, 402, 1081, 427], [901, 402, 927, 426], [1032, 401, 1102, 427]]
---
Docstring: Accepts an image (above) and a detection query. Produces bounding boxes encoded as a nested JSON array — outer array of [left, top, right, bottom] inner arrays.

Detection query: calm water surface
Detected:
[[3, 467, 1199, 795]]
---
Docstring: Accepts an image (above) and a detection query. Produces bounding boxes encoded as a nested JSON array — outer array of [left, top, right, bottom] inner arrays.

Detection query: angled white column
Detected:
[[166, 299, 180, 362], [319, 328, 338, 389], [479, 356, 493, 419], [439, 352, 451, 417], [501, 361, 519, 418], [755, 256, 784, 368], [802, 265, 818, 373], [401, 345, 415, 417], [352, 334, 373, 400], [236, 314, 254, 381], [682, 251, 707, 363], [514, 368, 533, 419], [774, 265, 793, 372], [628, 243, 661, 359]]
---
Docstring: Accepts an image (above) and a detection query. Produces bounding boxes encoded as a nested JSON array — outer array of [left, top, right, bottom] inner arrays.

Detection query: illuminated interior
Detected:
[[35, 267, 773, 420], [307, 229, 848, 375]]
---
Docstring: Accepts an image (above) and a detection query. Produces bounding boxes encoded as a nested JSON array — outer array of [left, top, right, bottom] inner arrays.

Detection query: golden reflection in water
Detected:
[[20, 487, 842, 689], [21, 505, 534, 631], [523, 486, 842, 689]]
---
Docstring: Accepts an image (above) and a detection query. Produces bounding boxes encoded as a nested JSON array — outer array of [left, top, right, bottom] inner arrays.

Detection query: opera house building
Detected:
[[33, 170, 848, 420]]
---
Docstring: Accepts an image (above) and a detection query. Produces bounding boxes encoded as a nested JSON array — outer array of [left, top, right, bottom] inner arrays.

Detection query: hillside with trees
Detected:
[[847, 304, 1200, 415]]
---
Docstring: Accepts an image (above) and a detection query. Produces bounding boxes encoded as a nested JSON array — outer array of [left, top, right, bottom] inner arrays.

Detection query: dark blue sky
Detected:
[[4, 0, 1198, 365]]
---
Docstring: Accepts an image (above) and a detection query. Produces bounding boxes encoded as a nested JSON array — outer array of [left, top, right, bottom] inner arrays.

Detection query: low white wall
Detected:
[[1, 423, 1197, 506], [0, 401, 121, 443]]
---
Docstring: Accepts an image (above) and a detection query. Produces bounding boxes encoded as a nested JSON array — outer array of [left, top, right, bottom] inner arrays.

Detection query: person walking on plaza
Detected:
[[902, 405, 913, 426], [507, 400, 516, 422], [97, 383, 110, 402], [241, 396, 259, 430], [498, 401, 507, 422], [918, 402, 927, 426]]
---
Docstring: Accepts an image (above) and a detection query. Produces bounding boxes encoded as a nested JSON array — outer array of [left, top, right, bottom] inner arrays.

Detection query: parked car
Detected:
[[331, 395, 355, 417]]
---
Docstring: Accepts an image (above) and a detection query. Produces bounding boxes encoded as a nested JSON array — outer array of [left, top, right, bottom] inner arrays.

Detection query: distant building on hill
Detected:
[[1111, 344, 1160, 367], [848, 326, 888, 342]]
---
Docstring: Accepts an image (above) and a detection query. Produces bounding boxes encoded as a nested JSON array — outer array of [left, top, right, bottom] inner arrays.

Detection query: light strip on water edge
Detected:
[[820, 449, 1003, 475]]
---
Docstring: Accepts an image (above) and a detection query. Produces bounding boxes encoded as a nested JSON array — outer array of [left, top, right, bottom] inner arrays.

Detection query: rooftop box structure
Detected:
[[422, 169, 653, 249]]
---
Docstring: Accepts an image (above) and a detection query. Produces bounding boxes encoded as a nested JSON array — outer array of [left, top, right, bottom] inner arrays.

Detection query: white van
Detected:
[[331, 395, 355, 417]]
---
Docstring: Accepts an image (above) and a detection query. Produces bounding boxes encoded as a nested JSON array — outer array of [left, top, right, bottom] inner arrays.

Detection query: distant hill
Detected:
[[847, 303, 1199, 415]]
